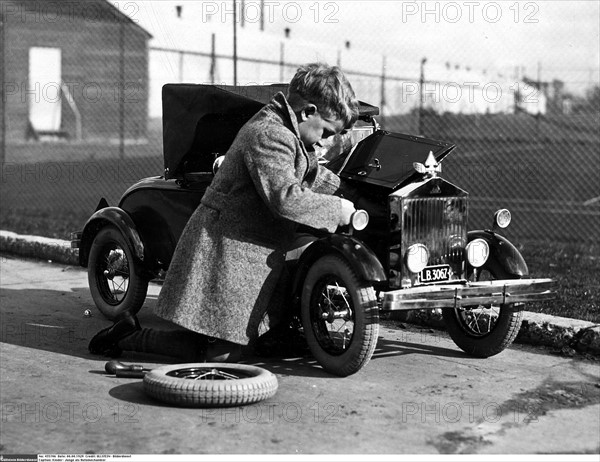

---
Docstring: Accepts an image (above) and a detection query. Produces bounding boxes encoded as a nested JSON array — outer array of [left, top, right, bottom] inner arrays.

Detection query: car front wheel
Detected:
[[442, 268, 524, 357], [87, 226, 148, 320], [300, 254, 379, 376]]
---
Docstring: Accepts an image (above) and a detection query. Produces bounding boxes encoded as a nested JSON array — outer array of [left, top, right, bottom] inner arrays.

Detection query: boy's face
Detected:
[[297, 105, 345, 150]]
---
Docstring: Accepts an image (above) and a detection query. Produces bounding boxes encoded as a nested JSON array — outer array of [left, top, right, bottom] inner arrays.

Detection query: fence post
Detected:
[[279, 42, 285, 83], [418, 57, 427, 136], [380, 55, 386, 117], [119, 19, 125, 159], [0, 8, 5, 163], [260, 0, 265, 30], [179, 51, 184, 82], [210, 33, 216, 84], [536, 61, 542, 136], [233, 0, 238, 86]]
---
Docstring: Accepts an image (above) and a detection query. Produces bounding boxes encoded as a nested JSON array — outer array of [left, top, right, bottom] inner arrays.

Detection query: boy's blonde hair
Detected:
[[287, 63, 359, 129]]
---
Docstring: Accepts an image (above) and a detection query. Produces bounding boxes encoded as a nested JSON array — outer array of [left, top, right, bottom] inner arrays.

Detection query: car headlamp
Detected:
[[405, 244, 429, 273], [350, 210, 369, 231], [466, 238, 489, 268], [494, 209, 512, 229]]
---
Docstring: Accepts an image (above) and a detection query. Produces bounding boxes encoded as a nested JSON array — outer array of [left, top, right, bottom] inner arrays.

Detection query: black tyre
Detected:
[[300, 254, 379, 377], [443, 268, 524, 357], [88, 226, 148, 320], [143, 363, 279, 407]]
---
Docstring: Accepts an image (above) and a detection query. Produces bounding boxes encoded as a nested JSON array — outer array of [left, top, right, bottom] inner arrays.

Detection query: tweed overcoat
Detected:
[[153, 92, 353, 345]]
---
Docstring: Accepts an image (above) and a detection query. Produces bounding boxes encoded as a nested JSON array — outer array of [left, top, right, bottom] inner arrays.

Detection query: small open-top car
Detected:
[[72, 84, 555, 376]]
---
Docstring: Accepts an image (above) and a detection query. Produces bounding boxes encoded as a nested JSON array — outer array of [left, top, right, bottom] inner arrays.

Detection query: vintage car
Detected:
[[71, 84, 555, 376]]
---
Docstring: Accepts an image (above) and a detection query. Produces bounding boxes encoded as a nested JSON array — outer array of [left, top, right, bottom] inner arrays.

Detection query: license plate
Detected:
[[419, 265, 451, 283]]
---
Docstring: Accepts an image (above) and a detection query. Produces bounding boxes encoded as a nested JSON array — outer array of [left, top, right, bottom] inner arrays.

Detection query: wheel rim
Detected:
[[166, 367, 253, 381], [310, 275, 355, 355], [454, 269, 500, 337], [94, 241, 131, 305]]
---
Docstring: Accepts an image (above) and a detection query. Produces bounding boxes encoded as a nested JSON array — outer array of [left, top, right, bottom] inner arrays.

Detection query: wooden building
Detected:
[[0, 0, 151, 146]]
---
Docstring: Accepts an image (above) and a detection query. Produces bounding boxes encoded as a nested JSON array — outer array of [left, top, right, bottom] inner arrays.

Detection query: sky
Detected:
[[128, 0, 600, 95], [267, 0, 600, 80]]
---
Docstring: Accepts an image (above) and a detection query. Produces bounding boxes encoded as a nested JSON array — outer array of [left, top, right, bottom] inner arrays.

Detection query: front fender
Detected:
[[468, 230, 528, 279], [79, 206, 145, 267], [291, 234, 386, 298]]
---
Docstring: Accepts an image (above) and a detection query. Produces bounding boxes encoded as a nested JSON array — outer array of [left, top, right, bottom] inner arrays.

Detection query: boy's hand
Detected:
[[339, 198, 357, 226]]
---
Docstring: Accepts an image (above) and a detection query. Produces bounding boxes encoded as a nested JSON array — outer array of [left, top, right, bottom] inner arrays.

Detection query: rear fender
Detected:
[[290, 234, 386, 300], [79, 205, 145, 267], [468, 230, 528, 279]]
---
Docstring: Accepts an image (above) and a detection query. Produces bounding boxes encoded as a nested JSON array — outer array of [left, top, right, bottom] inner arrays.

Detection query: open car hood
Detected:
[[162, 84, 380, 178], [327, 130, 456, 191]]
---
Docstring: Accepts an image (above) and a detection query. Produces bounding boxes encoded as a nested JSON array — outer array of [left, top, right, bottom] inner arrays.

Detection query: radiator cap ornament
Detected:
[[413, 151, 441, 178]]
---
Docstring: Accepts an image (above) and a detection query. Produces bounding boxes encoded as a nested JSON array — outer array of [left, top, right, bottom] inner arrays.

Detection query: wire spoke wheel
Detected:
[[443, 268, 524, 357], [301, 255, 379, 377], [311, 279, 356, 355], [88, 226, 148, 320], [166, 366, 253, 381], [97, 247, 130, 304], [458, 304, 500, 336], [455, 270, 500, 337]]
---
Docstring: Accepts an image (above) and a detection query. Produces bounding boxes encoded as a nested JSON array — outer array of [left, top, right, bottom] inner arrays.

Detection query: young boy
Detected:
[[89, 63, 361, 361]]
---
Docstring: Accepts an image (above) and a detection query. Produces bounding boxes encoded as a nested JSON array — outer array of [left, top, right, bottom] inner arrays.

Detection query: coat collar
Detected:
[[267, 92, 317, 177], [268, 92, 301, 139]]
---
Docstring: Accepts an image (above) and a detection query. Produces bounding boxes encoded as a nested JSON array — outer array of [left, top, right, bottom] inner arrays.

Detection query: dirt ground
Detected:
[[1, 255, 599, 456]]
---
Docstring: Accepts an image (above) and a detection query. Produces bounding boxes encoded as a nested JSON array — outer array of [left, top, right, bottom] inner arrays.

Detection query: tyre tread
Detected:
[[143, 363, 278, 407], [301, 254, 379, 376]]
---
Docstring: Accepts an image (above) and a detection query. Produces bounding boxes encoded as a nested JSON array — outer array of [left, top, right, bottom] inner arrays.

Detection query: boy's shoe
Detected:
[[88, 311, 141, 357]]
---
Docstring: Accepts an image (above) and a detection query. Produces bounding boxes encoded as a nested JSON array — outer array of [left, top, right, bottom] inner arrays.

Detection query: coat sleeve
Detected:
[[311, 163, 341, 195], [243, 128, 342, 232], [312, 165, 362, 203]]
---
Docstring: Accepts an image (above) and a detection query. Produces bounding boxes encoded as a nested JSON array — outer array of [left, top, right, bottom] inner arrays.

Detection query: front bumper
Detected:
[[70, 232, 82, 249], [381, 278, 555, 311]]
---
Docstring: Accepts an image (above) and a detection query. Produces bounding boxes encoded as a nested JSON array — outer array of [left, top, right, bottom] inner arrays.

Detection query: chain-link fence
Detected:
[[1, 1, 599, 245], [1, 1, 159, 239], [146, 46, 599, 244]]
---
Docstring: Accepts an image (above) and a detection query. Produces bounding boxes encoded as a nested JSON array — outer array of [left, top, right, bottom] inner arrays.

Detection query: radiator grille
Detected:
[[391, 196, 468, 287]]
